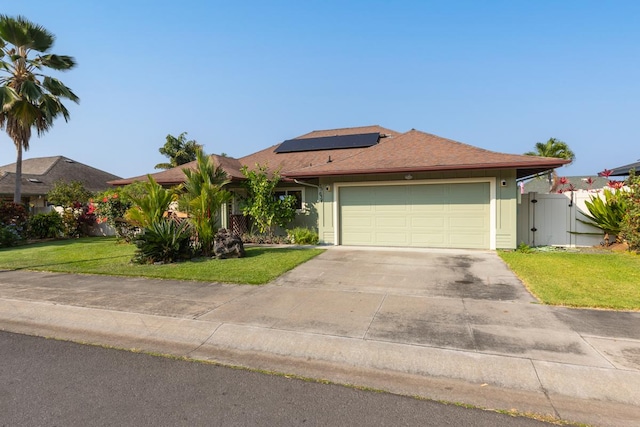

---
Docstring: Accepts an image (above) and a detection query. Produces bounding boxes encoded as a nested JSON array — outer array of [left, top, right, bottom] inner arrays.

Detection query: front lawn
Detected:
[[0, 237, 324, 285], [499, 250, 640, 310]]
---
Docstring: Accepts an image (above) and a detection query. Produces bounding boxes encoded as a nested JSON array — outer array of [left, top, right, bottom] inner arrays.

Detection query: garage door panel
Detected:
[[340, 182, 490, 249], [376, 216, 407, 227], [376, 232, 409, 245]]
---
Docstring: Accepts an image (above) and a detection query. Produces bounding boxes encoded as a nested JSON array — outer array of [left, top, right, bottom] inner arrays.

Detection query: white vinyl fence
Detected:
[[517, 190, 607, 247]]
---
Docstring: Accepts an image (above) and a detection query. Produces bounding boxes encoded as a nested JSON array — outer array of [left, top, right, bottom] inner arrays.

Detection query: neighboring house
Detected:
[[606, 160, 640, 177], [0, 156, 121, 210], [523, 176, 610, 194], [110, 125, 568, 250]]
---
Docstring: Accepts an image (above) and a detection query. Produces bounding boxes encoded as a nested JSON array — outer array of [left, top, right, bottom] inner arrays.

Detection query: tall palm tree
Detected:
[[0, 15, 79, 203], [525, 138, 576, 190]]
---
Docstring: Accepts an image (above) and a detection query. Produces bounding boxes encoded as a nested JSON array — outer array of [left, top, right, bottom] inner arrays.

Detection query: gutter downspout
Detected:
[[293, 179, 323, 202]]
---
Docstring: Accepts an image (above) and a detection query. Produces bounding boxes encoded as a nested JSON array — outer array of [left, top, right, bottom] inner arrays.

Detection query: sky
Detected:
[[1, 0, 639, 179]]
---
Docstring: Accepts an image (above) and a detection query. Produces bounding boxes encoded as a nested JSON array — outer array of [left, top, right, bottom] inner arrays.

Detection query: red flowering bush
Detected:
[[91, 190, 135, 240]]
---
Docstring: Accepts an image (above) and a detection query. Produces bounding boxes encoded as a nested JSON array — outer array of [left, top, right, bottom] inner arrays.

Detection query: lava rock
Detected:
[[213, 228, 245, 259]]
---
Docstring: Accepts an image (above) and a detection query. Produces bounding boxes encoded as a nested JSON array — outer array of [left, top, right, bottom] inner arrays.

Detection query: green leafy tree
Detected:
[[240, 164, 297, 237], [125, 175, 176, 228], [0, 15, 79, 203], [46, 180, 92, 207], [178, 150, 231, 256], [155, 132, 201, 170], [524, 138, 576, 189]]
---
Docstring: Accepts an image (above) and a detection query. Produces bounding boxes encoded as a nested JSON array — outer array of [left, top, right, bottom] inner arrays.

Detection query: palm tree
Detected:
[[155, 132, 202, 170], [0, 15, 79, 203], [178, 149, 231, 256], [524, 138, 576, 189]]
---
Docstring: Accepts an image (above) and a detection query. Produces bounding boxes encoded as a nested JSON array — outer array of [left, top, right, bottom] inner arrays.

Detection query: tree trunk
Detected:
[[13, 143, 23, 204]]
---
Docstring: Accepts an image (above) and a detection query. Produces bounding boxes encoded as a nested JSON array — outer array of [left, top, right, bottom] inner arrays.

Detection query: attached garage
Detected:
[[337, 180, 494, 249]]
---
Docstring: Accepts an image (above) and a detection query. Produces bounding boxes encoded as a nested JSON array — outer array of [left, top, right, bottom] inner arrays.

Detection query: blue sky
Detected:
[[2, 1, 639, 179]]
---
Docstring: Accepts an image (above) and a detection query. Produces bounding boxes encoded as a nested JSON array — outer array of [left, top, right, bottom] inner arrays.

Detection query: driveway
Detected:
[[265, 246, 640, 370], [271, 246, 535, 301]]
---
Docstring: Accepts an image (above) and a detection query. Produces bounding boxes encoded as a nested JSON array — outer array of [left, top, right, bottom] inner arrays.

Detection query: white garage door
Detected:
[[339, 182, 491, 249]]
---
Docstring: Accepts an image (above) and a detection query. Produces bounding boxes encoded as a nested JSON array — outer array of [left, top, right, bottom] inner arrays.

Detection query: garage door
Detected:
[[339, 182, 491, 249]]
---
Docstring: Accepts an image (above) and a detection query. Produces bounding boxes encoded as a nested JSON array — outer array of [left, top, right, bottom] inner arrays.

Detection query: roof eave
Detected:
[[284, 160, 570, 179]]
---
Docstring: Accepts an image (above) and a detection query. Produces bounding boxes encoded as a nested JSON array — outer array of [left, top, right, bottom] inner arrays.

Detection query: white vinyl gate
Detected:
[[517, 191, 606, 247]]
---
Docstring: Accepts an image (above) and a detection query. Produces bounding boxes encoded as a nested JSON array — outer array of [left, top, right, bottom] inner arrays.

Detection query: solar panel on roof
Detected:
[[275, 133, 380, 153]]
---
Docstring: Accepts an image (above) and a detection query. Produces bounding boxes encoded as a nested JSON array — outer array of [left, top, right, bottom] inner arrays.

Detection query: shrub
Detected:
[[287, 227, 319, 245], [621, 172, 640, 252], [242, 233, 290, 244], [133, 219, 192, 264], [0, 224, 23, 247], [92, 190, 135, 241], [0, 202, 28, 246], [46, 181, 95, 237], [27, 211, 64, 239], [240, 164, 297, 237]]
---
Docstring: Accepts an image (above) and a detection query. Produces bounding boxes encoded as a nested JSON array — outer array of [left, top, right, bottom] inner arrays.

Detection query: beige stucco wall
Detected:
[[316, 169, 518, 249]]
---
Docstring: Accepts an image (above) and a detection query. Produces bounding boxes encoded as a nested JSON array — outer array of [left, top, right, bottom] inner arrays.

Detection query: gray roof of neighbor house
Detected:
[[606, 160, 640, 177], [110, 125, 570, 186], [523, 176, 611, 194], [0, 156, 121, 196]]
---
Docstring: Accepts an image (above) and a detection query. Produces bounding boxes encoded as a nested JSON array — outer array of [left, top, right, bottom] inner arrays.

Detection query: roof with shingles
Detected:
[[0, 156, 121, 196], [108, 154, 244, 186], [607, 160, 640, 177], [111, 125, 570, 185], [283, 129, 569, 179]]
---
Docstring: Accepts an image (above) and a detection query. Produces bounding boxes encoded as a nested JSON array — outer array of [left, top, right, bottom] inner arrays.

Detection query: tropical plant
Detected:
[[155, 132, 202, 170], [27, 210, 63, 239], [178, 149, 231, 256], [578, 188, 627, 238], [240, 164, 297, 237], [287, 227, 319, 245], [124, 175, 176, 228], [0, 15, 79, 203], [132, 218, 192, 264], [524, 138, 575, 189]]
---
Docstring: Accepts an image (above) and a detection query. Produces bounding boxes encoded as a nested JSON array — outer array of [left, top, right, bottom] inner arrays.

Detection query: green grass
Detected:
[[0, 237, 324, 284], [499, 250, 640, 310]]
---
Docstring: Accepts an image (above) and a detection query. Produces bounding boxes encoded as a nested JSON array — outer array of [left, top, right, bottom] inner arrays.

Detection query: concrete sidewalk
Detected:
[[1, 248, 639, 426]]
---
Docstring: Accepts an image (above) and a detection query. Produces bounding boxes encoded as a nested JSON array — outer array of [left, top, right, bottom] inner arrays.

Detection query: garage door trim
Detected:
[[333, 178, 496, 249]]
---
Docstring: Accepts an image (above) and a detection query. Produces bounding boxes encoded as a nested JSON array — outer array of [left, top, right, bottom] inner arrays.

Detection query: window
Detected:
[[274, 189, 303, 210]]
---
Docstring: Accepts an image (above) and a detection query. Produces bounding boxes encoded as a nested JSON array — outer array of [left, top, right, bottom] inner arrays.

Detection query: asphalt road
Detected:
[[0, 331, 553, 426]]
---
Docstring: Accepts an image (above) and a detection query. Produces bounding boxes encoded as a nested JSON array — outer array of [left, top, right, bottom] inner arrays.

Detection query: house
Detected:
[[606, 160, 640, 177], [110, 126, 568, 250], [0, 156, 121, 210], [523, 175, 610, 194]]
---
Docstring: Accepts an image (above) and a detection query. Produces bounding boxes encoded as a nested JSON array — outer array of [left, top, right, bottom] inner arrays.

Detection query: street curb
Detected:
[[2, 297, 640, 427]]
